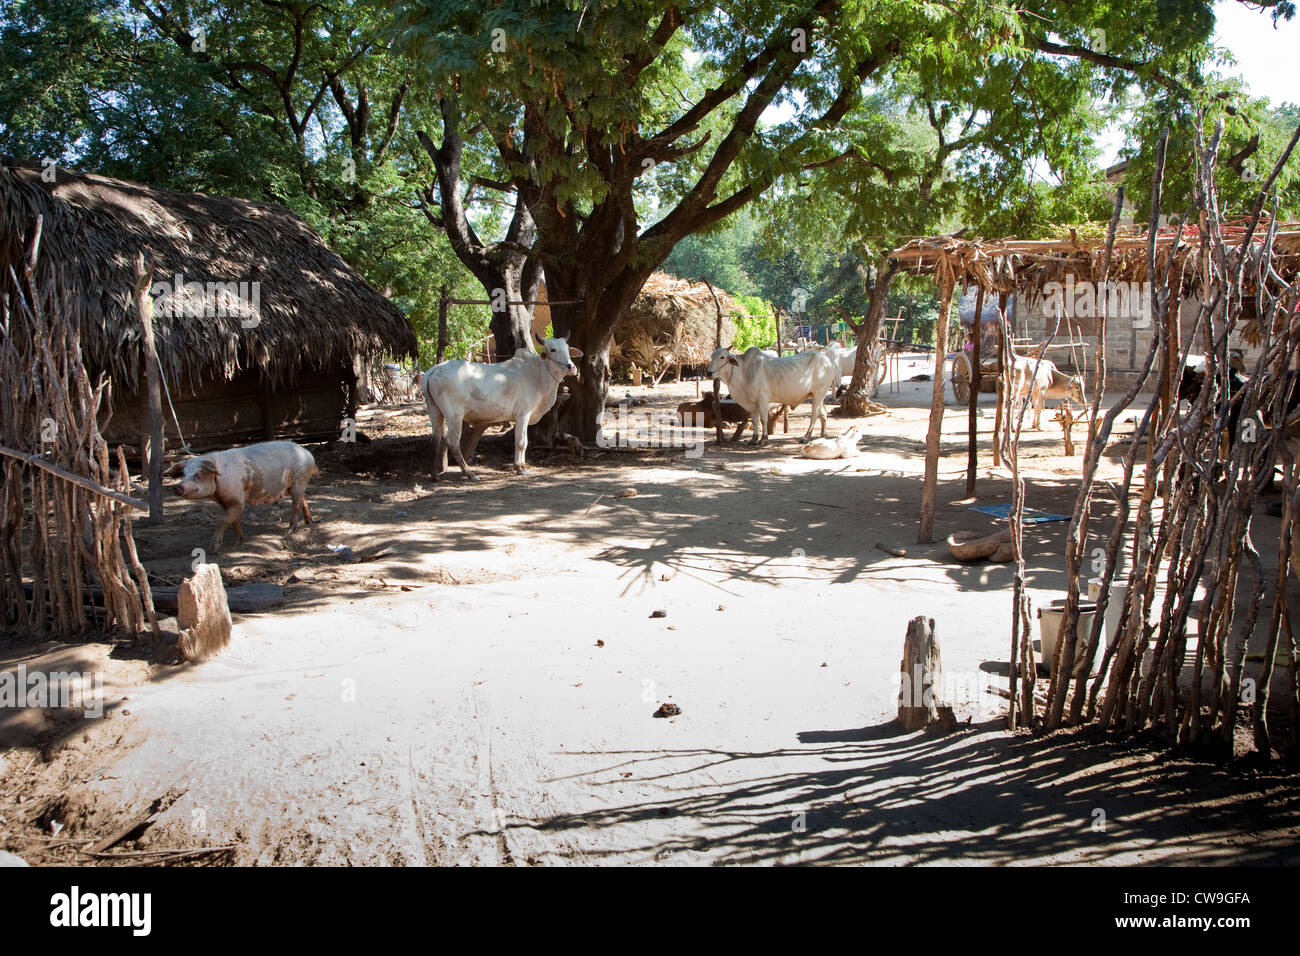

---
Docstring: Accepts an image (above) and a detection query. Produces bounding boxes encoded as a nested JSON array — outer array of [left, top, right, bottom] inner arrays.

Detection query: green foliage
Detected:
[[5, 0, 1292, 388], [0, 0, 483, 365], [1119, 86, 1300, 224], [728, 294, 776, 351]]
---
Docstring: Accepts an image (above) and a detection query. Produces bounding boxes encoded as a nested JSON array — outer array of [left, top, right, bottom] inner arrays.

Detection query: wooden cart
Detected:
[[948, 347, 1000, 404]]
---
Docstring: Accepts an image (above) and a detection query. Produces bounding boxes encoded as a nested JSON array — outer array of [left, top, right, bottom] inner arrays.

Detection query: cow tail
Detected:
[[421, 371, 447, 442]]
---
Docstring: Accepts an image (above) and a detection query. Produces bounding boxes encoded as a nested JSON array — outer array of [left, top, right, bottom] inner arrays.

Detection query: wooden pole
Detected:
[[993, 292, 1009, 467], [132, 253, 163, 523], [701, 279, 726, 445], [965, 285, 986, 498], [0, 445, 149, 511], [437, 285, 449, 363], [1160, 290, 1182, 431], [919, 268, 956, 543]]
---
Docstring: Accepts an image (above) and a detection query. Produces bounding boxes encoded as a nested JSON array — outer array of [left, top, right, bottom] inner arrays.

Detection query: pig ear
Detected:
[[197, 458, 219, 477], [567, 346, 583, 359]]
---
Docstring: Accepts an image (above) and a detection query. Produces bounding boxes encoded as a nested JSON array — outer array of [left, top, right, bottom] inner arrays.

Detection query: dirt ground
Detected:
[[3, 355, 1299, 866]]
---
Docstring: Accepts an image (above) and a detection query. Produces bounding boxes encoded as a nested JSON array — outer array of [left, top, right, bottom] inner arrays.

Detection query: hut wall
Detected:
[[1015, 294, 1264, 392], [104, 366, 348, 456]]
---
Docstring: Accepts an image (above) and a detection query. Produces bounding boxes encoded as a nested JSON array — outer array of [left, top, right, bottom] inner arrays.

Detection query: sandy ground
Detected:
[[3, 355, 1299, 866]]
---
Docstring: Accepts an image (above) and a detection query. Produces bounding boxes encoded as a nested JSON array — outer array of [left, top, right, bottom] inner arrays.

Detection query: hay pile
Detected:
[[612, 272, 737, 372]]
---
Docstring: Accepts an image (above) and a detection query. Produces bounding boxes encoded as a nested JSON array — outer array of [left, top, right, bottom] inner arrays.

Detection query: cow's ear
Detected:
[[567, 346, 583, 359], [727, 355, 739, 366]]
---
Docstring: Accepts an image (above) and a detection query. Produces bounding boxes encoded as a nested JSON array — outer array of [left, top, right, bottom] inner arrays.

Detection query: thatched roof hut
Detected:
[[890, 217, 1300, 387], [1, 159, 415, 451], [613, 272, 737, 372], [892, 218, 1300, 298]]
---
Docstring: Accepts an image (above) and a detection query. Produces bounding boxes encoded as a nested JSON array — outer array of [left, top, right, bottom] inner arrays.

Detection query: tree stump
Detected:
[[899, 615, 945, 731], [176, 563, 232, 662]]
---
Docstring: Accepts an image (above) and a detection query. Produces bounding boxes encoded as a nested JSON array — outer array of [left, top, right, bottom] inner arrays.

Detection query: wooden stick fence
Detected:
[[1, 215, 158, 637]]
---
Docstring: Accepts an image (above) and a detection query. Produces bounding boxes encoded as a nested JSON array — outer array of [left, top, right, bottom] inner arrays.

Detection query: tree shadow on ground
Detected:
[[497, 724, 1300, 865]]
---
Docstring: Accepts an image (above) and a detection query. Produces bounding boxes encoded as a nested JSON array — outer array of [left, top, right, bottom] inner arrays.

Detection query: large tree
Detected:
[[391, 0, 1282, 438], [0, 0, 505, 359]]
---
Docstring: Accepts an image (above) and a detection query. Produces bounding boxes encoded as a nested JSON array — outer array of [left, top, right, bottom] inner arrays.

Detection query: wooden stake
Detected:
[[965, 284, 986, 497], [919, 269, 956, 543], [701, 278, 725, 445], [898, 616, 945, 731], [437, 284, 449, 363], [993, 291, 1008, 466], [132, 253, 163, 522]]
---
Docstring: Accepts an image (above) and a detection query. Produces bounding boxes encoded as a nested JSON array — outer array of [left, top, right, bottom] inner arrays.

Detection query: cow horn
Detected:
[[534, 331, 546, 346]]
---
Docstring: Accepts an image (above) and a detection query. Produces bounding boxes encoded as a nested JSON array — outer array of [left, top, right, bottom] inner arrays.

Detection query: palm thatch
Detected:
[[0, 159, 416, 395], [614, 272, 738, 369], [892, 217, 1300, 299]]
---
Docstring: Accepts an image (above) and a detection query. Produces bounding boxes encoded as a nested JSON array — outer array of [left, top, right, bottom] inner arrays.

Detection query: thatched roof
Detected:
[[891, 217, 1300, 298], [613, 272, 738, 367], [0, 159, 416, 394]]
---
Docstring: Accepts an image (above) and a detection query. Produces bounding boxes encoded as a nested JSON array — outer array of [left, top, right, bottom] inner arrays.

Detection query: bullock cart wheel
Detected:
[[950, 352, 973, 405]]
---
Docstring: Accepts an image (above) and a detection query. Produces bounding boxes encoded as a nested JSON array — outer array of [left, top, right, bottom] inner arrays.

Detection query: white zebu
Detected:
[[1010, 354, 1086, 429], [824, 342, 857, 377], [421, 335, 583, 480], [708, 346, 840, 444]]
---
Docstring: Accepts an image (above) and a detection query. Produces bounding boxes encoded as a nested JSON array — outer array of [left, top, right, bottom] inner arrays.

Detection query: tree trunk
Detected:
[[545, 268, 645, 443], [838, 260, 901, 416], [490, 299, 535, 359], [899, 615, 945, 731], [562, 340, 614, 443]]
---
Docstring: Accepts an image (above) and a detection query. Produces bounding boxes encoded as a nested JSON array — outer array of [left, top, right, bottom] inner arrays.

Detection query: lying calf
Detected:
[[677, 397, 783, 439], [172, 440, 318, 552], [799, 425, 862, 460]]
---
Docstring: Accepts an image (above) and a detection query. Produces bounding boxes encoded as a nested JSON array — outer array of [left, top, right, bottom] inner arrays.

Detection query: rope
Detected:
[[156, 354, 192, 455]]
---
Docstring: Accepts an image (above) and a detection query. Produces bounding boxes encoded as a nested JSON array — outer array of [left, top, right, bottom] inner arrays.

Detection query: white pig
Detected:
[[799, 425, 862, 460], [172, 440, 318, 551]]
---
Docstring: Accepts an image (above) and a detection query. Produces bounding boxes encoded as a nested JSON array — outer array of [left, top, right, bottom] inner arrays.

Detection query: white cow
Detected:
[[422, 335, 583, 480], [708, 346, 839, 445], [1011, 355, 1087, 429], [824, 342, 857, 377]]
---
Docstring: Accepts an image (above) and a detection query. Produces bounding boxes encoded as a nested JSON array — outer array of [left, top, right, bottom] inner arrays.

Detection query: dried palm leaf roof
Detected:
[[892, 217, 1300, 298], [0, 159, 416, 393], [614, 272, 738, 365]]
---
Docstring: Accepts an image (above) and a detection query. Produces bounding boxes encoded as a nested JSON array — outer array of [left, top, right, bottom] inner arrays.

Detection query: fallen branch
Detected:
[[86, 788, 186, 853]]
